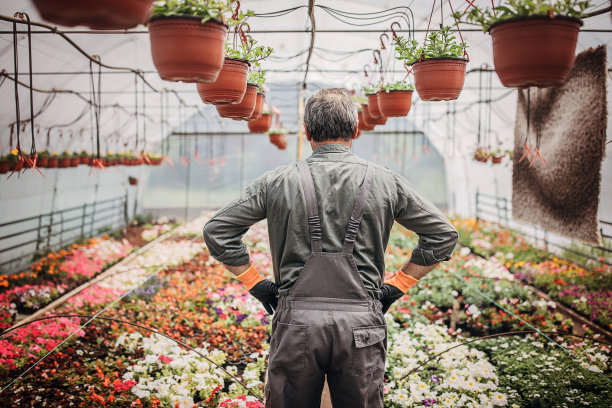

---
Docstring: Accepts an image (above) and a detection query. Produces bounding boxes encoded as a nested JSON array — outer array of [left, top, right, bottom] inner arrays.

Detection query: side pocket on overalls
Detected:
[[268, 322, 308, 369], [350, 325, 387, 376]]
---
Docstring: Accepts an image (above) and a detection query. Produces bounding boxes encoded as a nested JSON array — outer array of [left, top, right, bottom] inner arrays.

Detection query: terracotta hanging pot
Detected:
[[358, 111, 375, 131], [129, 177, 138, 185], [196, 58, 249, 105], [366, 93, 383, 118], [248, 113, 272, 133], [79, 155, 89, 165], [36, 157, 48, 168], [269, 133, 287, 150], [248, 93, 265, 121], [0, 160, 8, 174], [489, 16, 582, 88], [47, 157, 58, 168], [412, 57, 467, 101], [361, 104, 375, 126], [69, 157, 80, 167], [372, 116, 387, 126], [32, 0, 155, 30], [58, 158, 70, 168], [216, 83, 258, 119], [377, 90, 412, 117], [148, 16, 228, 83]]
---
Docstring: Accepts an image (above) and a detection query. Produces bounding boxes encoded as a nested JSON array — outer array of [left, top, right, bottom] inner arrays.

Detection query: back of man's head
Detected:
[[304, 88, 358, 142]]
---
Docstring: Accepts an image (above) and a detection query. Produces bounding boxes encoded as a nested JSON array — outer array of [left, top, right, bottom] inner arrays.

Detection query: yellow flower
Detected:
[[10, 149, 18, 155]]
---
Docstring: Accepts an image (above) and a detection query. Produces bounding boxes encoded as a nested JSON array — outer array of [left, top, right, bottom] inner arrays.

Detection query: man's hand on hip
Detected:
[[380, 283, 405, 314], [225, 263, 280, 315], [249, 279, 280, 315]]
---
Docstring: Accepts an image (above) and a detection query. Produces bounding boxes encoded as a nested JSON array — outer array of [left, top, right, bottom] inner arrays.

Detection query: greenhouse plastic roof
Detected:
[[0, 1, 610, 158]]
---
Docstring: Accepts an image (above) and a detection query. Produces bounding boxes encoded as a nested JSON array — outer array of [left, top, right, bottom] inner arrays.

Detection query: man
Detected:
[[203, 88, 458, 408]]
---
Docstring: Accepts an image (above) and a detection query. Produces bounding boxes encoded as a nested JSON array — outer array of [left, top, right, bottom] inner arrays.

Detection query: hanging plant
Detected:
[[377, 81, 414, 117], [37, 150, 50, 168], [128, 176, 139, 186], [47, 152, 59, 169], [246, 70, 267, 121], [196, 57, 249, 105], [360, 103, 377, 129], [216, 83, 258, 119], [58, 151, 71, 168], [395, 25, 468, 101], [0, 154, 10, 174], [363, 83, 383, 119], [455, 0, 588, 88], [146, 152, 163, 166], [267, 127, 288, 150], [473, 147, 490, 163], [32, 0, 155, 30], [148, 0, 239, 83]]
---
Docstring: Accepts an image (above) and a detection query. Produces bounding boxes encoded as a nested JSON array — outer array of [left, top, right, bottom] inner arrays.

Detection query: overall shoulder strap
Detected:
[[342, 162, 373, 254], [296, 161, 322, 253]]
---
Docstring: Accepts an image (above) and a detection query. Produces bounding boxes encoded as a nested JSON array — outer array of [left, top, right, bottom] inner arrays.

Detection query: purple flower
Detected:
[[423, 398, 436, 406], [236, 314, 247, 323], [261, 316, 269, 325], [215, 307, 223, 315], [431, 375, 440, 385]]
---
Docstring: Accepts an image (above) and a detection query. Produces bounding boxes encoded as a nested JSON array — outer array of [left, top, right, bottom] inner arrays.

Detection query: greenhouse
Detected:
[[1, 0, 611, 407]]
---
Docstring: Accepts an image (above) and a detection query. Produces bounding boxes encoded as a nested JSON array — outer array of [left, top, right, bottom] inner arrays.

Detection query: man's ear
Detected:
[[351, 124, 359, 140], [304, 124, 311, 141]]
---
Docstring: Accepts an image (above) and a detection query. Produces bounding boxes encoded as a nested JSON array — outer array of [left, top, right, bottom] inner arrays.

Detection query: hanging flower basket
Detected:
[[366, 93, 384, 119], [196, 58, 249, 105], [489, 16, 582, 88], [79, 153, 89, 165], [47, 157, 58, 168], [148, 16, 228, 83], [216, 83, 258, 119], [378, 90, 413, 117], [58, 158, 70, 168], [247, 93, 265, 121], [361, 104, 376, 128], [491, 156, 503, 164], [372, 116, 387, 126], [0, 159, 8, 174], [412, 57, 467, 101], [248, 113, 272, 133], [269, 133, 287, 150], [32, 0, 155, 30], [128, 176, 138, 185], [69, 157, 80, 167], [358, 111, 375, 132]]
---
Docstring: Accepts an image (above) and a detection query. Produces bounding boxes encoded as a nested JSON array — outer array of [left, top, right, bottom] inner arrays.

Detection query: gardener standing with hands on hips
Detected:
[[203, 88, 458, 408]]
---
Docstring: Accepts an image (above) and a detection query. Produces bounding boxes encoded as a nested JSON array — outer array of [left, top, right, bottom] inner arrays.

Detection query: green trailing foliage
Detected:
[[151, 0, 251, 24], [225, 37, 273, 66], [454, 0, 591, 31], [247, 70, 267, 92], [267, 127, 288, 135], [381, 81, 415, 92], [362, 82, 381, 95], [395, 26, 468, 65]]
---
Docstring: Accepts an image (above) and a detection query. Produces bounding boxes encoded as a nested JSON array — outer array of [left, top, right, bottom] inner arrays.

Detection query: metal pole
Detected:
[[297, 86, 305, 161]]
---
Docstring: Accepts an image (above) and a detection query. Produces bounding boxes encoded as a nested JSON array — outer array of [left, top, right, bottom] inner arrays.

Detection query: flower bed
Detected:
[[452, 218, 612, 331], [1, 219, 611, 407]]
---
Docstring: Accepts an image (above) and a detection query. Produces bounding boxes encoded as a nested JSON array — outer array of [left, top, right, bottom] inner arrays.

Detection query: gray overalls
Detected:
[[265, 161, 387, 408]]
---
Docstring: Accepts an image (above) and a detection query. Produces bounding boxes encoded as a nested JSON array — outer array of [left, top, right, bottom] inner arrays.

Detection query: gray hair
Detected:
[[304, 88, 358, 142]]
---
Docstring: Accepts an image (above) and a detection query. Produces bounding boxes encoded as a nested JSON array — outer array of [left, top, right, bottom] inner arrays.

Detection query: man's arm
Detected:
[[379, 174, 458, 313], [392, 173, 458, 276], [202, 173, 280, 314]]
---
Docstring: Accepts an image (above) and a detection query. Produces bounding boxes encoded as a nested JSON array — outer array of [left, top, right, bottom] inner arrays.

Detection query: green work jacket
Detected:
[[203, 144, 458, 299]]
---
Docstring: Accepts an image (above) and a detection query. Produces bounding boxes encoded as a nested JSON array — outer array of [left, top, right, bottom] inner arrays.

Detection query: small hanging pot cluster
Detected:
[[456, 1, 587, 88], [32, 0, 155, 29]]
